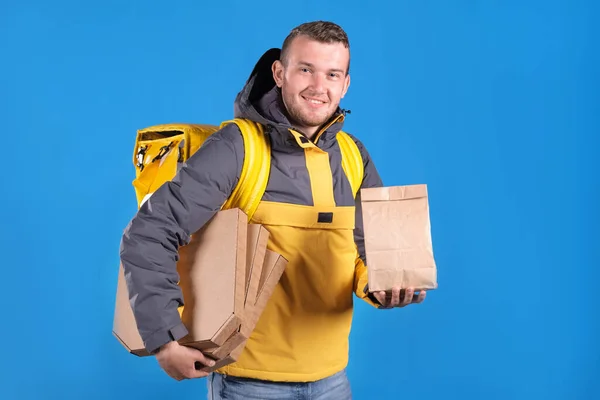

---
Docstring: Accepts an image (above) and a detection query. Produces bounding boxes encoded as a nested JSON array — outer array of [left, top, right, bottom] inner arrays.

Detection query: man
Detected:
[[119, 21, 426, 399]]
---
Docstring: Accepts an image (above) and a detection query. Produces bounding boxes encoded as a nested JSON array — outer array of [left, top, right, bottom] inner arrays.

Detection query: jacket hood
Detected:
[[233, 48, 347, 141]]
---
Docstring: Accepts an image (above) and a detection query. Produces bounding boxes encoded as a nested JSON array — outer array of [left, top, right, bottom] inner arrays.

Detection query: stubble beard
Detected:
[[282, 91, 337, 133]]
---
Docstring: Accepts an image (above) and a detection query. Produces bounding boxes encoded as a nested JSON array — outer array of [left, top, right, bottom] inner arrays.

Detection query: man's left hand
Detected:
[[373, 287, 426, 308]]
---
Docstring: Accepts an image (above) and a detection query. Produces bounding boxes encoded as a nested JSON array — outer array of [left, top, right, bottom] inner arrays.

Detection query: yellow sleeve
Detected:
[[353, 250, 382, 308]]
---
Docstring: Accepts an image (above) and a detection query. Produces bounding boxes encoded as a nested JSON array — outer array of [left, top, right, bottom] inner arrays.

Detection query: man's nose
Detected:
[[309, 73, 326, 92]]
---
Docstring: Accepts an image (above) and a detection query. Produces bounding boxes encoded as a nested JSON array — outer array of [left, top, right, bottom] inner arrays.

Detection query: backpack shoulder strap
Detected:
[[337, 131, 364, 198], [220, 118, 271, 220]]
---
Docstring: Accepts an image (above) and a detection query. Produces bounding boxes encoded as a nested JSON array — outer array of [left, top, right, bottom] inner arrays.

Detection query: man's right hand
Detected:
[[155, 340, 216, 381]]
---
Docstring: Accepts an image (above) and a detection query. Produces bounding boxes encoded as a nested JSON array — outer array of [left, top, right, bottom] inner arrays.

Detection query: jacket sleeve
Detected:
[[349, 136, 385, 308], [119, 123, 244, 353]]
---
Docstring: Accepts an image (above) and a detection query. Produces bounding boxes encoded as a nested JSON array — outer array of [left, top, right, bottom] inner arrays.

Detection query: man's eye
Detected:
[[301, 68, 310, 73]]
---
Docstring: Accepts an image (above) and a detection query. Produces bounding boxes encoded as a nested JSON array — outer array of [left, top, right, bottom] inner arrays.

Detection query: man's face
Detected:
[[272, 35, 350, 136]]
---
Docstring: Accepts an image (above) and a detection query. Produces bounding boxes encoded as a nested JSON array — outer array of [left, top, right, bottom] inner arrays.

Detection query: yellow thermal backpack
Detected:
[[131, 118, 365, 219]]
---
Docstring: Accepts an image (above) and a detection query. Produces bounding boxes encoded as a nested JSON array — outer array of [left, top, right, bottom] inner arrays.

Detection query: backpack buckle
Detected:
[[136, 145, 148, 171]]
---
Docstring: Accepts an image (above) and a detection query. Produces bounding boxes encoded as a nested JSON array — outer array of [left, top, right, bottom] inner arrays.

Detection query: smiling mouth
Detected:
[[302, 96, 328, 107]]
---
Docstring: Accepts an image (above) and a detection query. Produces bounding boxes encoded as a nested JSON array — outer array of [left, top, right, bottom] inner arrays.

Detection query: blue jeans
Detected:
[[207, 369, 352, 400]]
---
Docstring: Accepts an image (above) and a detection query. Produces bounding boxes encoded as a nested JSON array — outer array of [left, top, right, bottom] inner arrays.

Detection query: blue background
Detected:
[[1, 0, 598, 399]]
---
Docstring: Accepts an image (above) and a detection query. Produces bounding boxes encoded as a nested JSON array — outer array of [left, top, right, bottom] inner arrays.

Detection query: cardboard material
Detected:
[[113, 208, 288, 369], [113, 208, 249, 355], [113, 262, 150, 356], [176, 208, 248, 350], [203, 223, 270, 360], [243, 224, 271, 308], [200, 249, 288, 372], [361, 184, 438, 292]]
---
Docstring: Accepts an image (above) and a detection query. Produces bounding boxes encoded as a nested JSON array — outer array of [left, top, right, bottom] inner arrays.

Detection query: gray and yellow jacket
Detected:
[[119, 48, 384, 382]]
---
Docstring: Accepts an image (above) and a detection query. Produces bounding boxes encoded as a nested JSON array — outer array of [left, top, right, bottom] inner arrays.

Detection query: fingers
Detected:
[[180, 347, 214, 379], [373, 291, 387, 306], [190, 347, 216, 369], [414, 290, 427, 303], [165, 363, 200, 381], [176, 358, 213, 380], [190, 363, 212, 378], [191, 357, 215, 378], [391, 287, 401, 306], [373, 287, 427, 308], [156, 341, 215, 381]]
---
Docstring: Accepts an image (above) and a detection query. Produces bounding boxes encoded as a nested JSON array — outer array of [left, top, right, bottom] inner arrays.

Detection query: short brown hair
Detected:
[[280, 21, 351, 74]]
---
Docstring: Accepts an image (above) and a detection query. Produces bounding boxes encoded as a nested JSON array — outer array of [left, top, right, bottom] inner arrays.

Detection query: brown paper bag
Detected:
[[114, 208, 248, 355], [176, 208, 248, 350], [200, 249, 288, 372], [203, 223, 270, 360], [361, 184, 437, 292], [113, 209, 288, 363]]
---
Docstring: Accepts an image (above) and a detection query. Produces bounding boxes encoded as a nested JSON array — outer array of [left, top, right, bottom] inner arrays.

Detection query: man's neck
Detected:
[[292, 125, 320, 141]]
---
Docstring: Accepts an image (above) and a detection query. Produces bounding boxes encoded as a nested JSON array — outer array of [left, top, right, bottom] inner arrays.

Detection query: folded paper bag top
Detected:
[[361, 184, 428, 202], [361, 184, 438, 292]]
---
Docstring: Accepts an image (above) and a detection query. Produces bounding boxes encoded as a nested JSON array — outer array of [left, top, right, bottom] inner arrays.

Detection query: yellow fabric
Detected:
[[131, 118, 373, 380], [336, 131, 364, 197], [216, 125, 375, 381], [250, 201, 354, 230], [335, 129, 376, 307], [131, 119, 271, 319], [289, 129, 336, 207], [135, 123, 218, 161], [313, 113, 364, 199], [217, 201, 358, 381], [131, 119, 363, 219], [131, 135, 183, 206], [131, 119, 270, 220], [220, 119, 271, 219], [132, 123, 218, 207], [313, 114, 344, 145], [305, 148, 336, 206], [353, 253, 381, 308]]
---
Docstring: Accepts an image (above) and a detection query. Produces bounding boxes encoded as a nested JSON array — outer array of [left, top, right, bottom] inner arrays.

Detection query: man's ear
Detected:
[[341, 73, 351, 98], [272, 60, 284, 88]]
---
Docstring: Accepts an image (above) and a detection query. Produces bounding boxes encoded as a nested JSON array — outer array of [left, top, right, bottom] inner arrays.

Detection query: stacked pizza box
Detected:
[[112, 208, 287, 371]]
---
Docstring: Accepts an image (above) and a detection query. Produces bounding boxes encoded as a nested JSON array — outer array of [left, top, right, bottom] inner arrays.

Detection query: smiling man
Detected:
[[274, 32, 350, 139], [120, 21, 426, 400]]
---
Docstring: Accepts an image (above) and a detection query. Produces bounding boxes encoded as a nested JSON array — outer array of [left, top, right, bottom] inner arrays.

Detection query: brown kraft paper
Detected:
[[200, 250, 288, 372], [113, 208, 249, 355], [203, 223, 270, 360], [361, 184, 438, 293]]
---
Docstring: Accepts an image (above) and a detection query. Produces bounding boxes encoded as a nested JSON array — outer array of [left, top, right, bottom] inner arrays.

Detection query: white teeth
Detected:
[[308, 99, 324, 104]]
